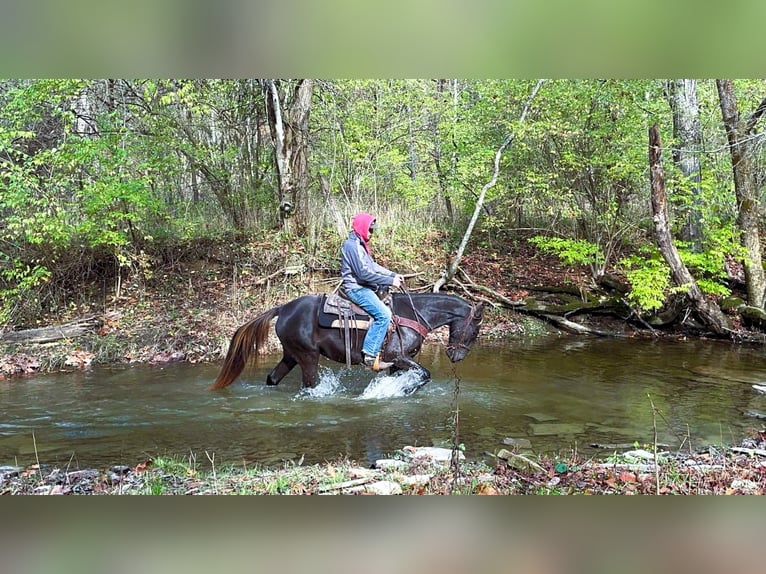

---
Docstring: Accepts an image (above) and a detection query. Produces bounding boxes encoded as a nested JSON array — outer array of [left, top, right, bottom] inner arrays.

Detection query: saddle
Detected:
[[318, 293, 431, 368], [318, 293, 371, 329], [319, 293, 371, 368]]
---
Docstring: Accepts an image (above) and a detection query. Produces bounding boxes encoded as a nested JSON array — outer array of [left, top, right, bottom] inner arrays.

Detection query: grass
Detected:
[[3, 436, 766, 495]]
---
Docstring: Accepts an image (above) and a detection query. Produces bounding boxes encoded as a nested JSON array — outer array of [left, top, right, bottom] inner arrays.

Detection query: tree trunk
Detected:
[[264, 79, 314, 232], [433, 79, 545, 292], [648, 124, 729, 335], [668, 79, 703, 249], [716, 79, 766, 309]]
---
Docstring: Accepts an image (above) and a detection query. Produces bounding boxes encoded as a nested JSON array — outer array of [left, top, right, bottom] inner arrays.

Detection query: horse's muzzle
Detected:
[[446, 344, 469, 362]]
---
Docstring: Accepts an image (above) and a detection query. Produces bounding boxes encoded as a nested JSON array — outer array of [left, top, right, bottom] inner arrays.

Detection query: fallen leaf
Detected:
[[619, 471, 637, 483], [476, 484, 500, 495]]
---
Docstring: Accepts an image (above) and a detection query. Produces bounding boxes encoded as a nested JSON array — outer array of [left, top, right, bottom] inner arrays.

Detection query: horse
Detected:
[[210, 292, 485, 394]]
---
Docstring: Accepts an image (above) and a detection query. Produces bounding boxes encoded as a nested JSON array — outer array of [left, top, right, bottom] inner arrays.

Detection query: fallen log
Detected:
[[536, 313, 626, 337], [1, 315, 102, 344], [459, 281, 525, 308]]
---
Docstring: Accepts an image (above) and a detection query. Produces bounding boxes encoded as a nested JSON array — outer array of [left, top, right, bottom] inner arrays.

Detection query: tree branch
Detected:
[[745, 96, 766, 134], [433, 79, 545, 292]]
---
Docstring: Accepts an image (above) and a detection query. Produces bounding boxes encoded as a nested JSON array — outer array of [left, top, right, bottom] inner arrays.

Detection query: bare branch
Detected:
[[433, 79, 545, 292]]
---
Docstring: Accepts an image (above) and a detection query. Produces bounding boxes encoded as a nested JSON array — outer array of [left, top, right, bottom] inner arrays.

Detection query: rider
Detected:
[[340, 212, 404, 370]]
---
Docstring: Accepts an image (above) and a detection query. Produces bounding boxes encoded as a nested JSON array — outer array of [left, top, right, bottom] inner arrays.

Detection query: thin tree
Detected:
[[264, 79, 314, 232], [667, 79, 703, 250], [716, 79, 766, 309], [649, 124, 729, 335], [433, 79, 545, 292]]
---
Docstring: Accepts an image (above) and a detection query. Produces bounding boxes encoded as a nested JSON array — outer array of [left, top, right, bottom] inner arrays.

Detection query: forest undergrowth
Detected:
[[2, 231, 766, 494]]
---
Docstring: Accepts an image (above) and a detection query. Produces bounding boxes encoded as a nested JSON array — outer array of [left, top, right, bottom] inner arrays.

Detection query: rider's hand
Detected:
[[392, 274, 404, 289]]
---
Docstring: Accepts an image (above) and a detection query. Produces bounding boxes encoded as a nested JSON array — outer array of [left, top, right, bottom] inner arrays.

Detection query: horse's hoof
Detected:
[[403, 380, 429, 395]]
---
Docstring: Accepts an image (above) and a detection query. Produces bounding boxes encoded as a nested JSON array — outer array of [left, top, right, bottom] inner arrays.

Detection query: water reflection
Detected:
[[1, 336, 765, 468]]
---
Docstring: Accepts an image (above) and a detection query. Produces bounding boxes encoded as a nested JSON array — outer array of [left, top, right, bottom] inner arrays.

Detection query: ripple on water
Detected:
[[4, 339, 765, 468]]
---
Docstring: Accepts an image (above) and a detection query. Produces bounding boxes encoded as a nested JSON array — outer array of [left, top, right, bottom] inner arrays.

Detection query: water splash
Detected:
[[357, 370, 427, 400], [291, 367, 429, 400], [295, 368, 344, 399]]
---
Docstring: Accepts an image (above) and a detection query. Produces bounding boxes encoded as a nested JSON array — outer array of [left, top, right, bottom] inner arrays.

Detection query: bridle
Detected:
[[392, 286, 480, 355], [445, 302, 481, 355]]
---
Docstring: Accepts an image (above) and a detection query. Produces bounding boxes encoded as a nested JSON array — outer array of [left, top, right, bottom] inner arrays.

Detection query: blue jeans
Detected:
[[345, 287, 392, 357]]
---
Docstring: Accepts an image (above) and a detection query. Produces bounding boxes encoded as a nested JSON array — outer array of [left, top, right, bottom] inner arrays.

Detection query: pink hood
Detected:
[[351, 212, 375, 251]]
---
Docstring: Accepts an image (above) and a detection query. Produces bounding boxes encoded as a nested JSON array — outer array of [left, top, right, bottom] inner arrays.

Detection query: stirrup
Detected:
[[364, 354, 394, 371]]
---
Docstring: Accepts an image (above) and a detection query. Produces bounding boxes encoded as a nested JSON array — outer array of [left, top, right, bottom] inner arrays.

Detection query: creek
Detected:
[[2, 336, 766, 469]]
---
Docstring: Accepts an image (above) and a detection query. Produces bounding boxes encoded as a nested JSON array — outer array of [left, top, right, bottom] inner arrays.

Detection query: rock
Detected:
[[46, 468, 66, 483], [0, 466, 22, 478], [741, 306, 766, 329], [683, 459, 724, 471], [529, 422, 584, 436], [720, 297, 745, 312], [622, 449, 657, 461], [502, 437, 532, 449], [365, 481, 403, 495], [496, 449, 544, 472], [348, 466, 378, 478], [401, 446, 464, 463], [730, 479, 758, 493], [546, 476, 561, 488], [400, 474, 432, 487], [525, 413, 558, 422]]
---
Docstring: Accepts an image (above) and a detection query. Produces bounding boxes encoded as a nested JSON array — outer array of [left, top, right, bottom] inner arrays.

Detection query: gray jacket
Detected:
[[340, 231, 396, 291]]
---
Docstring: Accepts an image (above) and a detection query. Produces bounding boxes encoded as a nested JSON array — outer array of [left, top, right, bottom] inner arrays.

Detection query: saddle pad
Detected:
[[318, 294, 370, 329]]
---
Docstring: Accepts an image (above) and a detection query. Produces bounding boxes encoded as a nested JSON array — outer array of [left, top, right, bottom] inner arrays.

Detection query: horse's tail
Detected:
[[210, 306, 281, 390]]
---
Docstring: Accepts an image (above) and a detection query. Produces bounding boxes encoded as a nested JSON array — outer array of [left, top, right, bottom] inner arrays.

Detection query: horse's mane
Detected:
[[392, 291, 467, 305]]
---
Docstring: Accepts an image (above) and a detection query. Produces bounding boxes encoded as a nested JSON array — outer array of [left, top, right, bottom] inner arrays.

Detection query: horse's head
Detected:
[[446, 301, 486, 362]]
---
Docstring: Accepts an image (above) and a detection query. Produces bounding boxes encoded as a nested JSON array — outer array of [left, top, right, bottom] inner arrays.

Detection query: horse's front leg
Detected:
[[391, 356, 431, 395], [297, 351, 320, 389]]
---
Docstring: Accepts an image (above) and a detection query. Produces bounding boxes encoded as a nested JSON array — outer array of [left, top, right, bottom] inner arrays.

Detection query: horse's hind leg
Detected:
[[266, 354, 297, 386]]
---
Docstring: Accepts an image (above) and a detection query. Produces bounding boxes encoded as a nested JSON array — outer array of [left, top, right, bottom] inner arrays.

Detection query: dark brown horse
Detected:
[[211, 292, 485, 393]]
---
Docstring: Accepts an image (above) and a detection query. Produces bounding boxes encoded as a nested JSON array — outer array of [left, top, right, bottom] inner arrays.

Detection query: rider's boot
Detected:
[[363, 353, 394, 371]]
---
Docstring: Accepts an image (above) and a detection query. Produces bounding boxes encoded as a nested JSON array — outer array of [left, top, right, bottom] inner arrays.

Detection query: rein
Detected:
[[398, 285, 433, 334], [394, 286, 479, 353], [392, 315, 429, 338], [394, 285, 434, 340]]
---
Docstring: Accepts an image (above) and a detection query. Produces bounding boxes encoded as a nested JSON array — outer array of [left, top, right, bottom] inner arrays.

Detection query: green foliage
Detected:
[[528, 235, 603, 268], [0, 261, 51, 324], [0, 78, 763, 326], [619, 250, 672, 313], [679, 216, 743, 298]]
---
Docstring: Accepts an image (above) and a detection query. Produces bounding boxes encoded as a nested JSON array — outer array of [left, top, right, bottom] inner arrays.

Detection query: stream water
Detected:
[[2, 336, 766, 469]]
